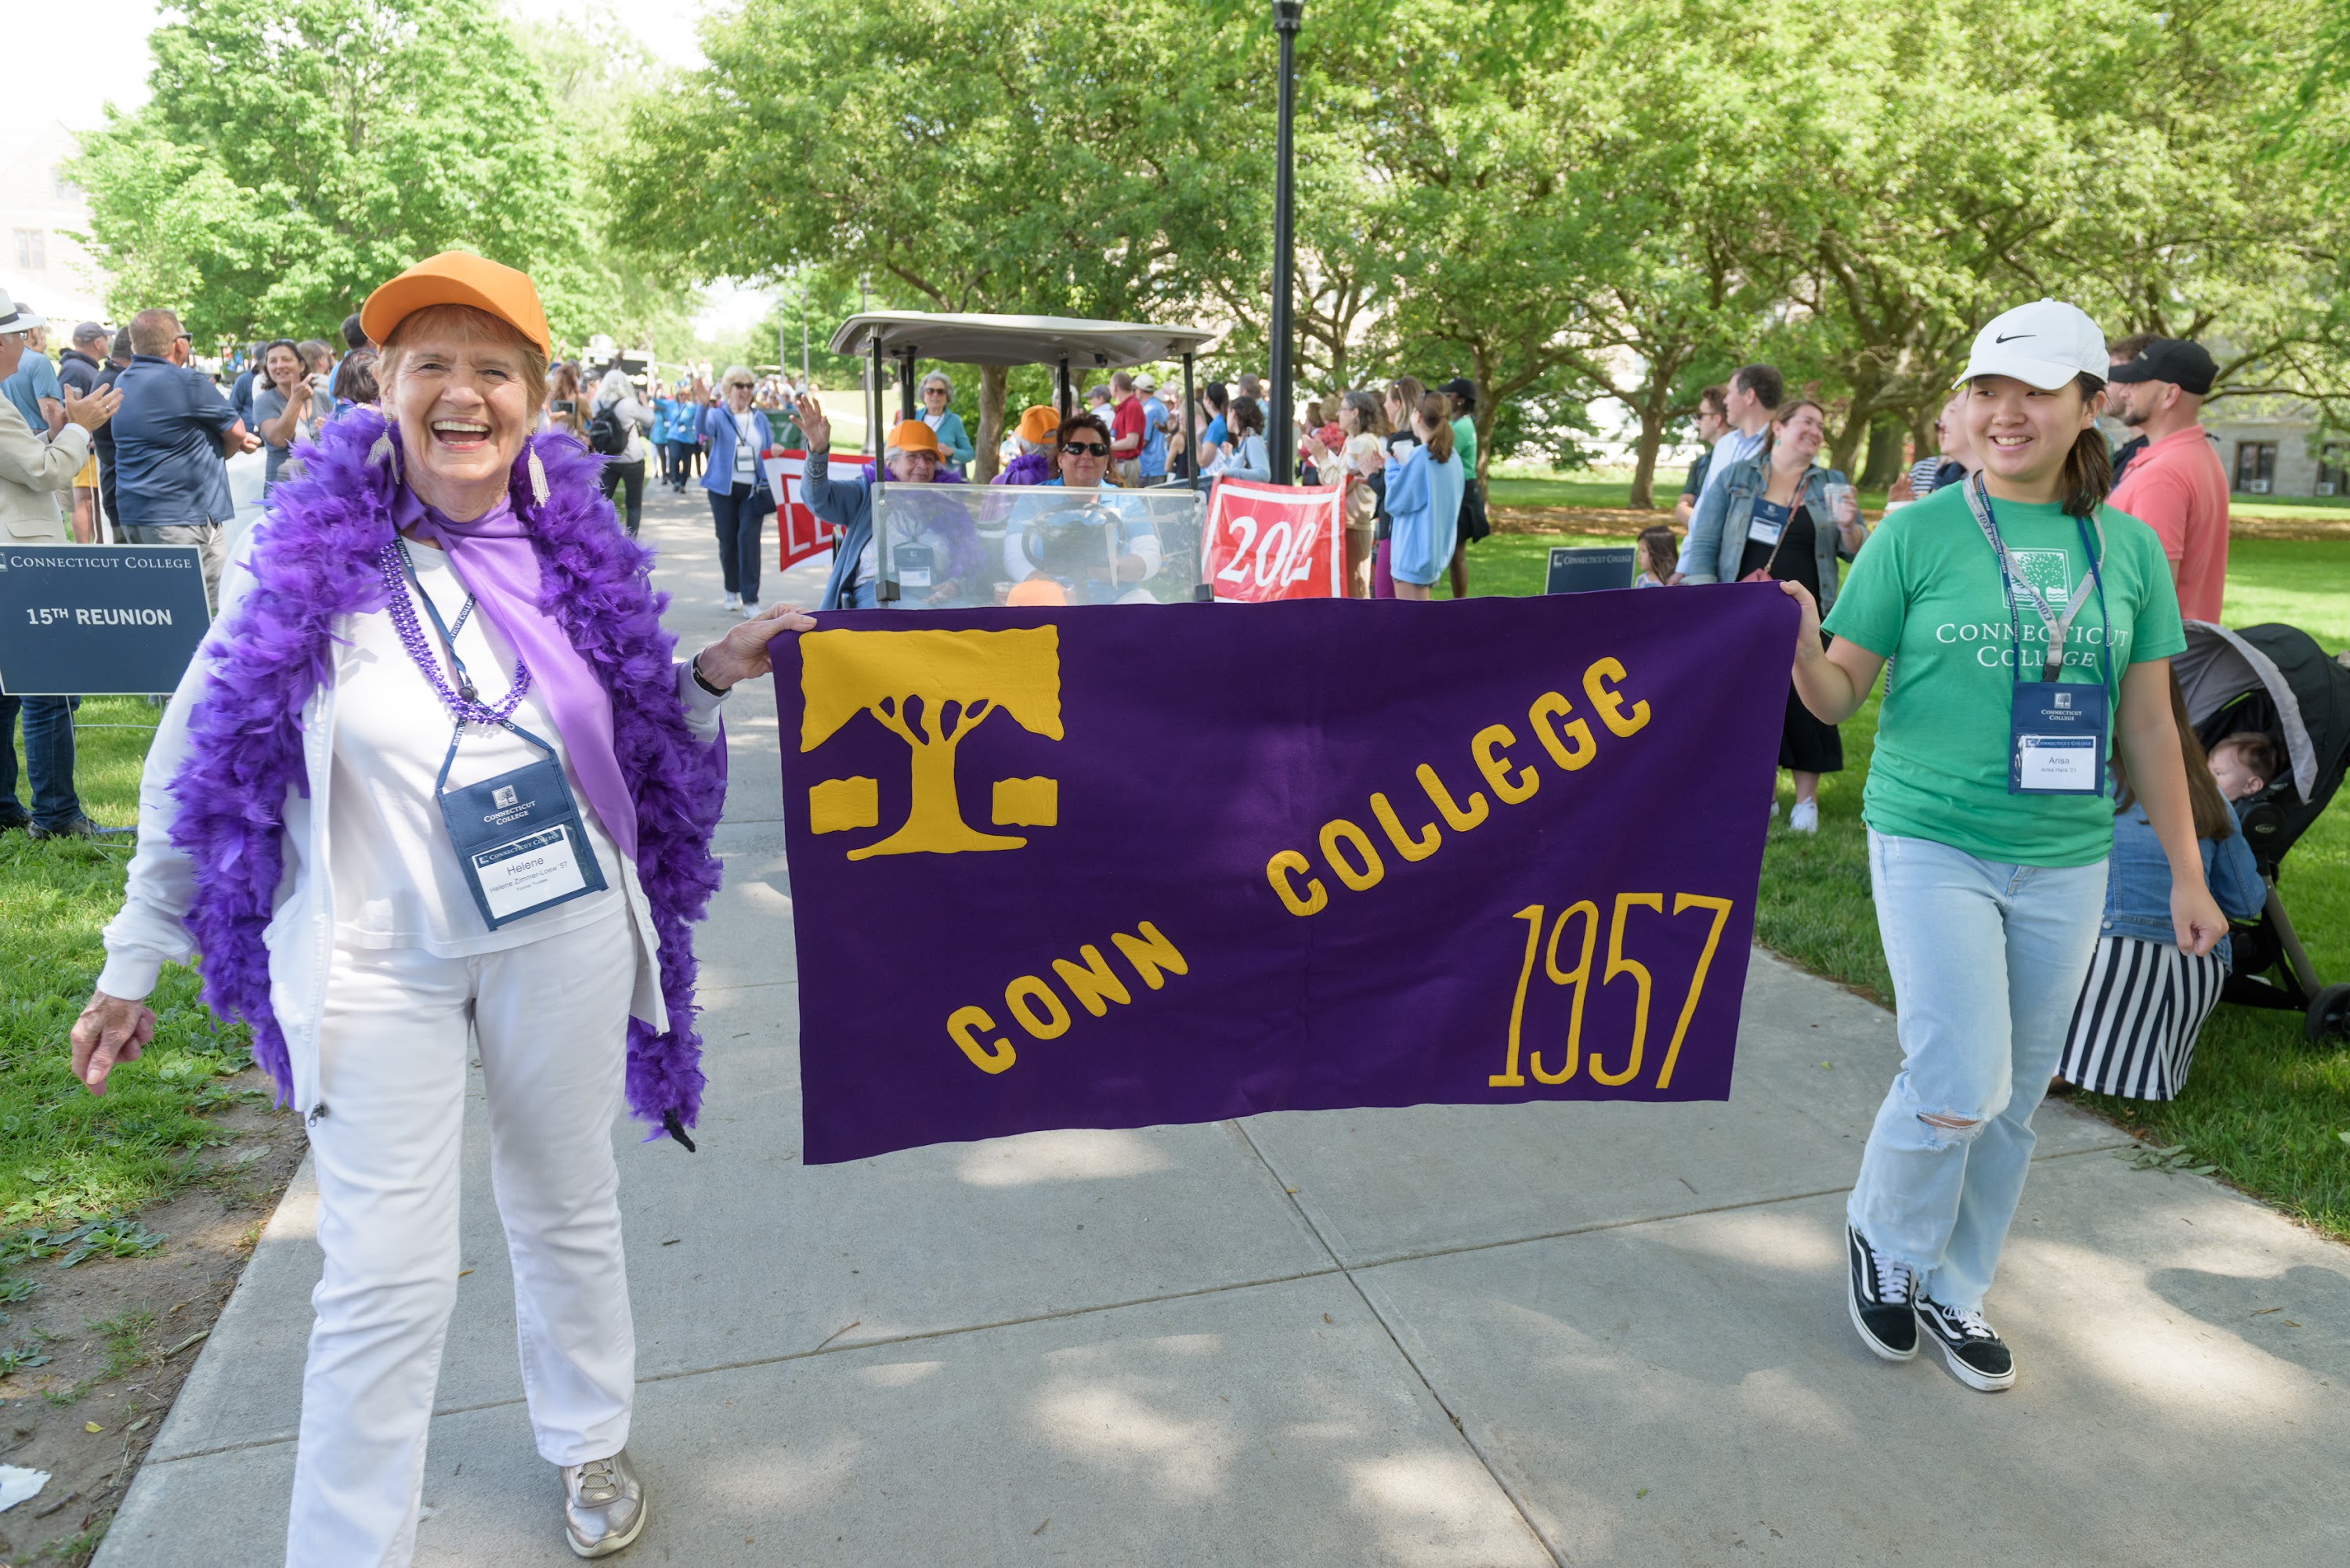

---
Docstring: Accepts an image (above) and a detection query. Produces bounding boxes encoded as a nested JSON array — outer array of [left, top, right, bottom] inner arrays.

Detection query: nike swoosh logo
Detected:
[[1994, 333, 2034, 343]]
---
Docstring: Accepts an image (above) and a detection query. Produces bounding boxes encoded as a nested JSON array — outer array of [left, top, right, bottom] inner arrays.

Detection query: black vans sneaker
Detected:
[[1916, 1295, 2016, 1391], [1846, 1224, 1918, 1361]]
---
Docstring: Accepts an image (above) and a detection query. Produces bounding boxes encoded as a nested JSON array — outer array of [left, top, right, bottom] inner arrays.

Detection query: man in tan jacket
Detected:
[[1, 302, 123, 836]]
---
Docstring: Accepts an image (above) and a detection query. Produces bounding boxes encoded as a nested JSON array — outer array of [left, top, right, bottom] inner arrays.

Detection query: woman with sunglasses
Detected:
[[1047, 413, 1119, 490], [918, 372, 975, 473], [1020, 413, 1161, 596], [696, 367, 775, 616]]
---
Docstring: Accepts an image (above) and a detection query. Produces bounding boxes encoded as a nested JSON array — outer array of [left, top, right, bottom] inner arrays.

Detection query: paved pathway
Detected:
[[98, 484, 2350, 1566]]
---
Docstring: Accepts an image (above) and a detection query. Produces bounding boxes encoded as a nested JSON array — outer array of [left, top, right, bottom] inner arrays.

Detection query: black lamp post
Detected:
[[1269, 0, 1303, 485]]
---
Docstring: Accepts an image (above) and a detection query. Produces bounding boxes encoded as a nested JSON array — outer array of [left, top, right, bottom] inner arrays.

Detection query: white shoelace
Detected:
[[1932, 1301, 1995, 1340], [1875, 1254, 1916, 1306]]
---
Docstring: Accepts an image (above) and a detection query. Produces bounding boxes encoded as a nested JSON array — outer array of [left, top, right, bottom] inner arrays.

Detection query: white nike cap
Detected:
[[1954, 298, 2109, 391]]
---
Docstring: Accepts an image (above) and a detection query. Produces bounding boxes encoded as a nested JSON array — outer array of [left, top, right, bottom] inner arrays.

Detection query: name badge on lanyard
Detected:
[[1959, 478, 2113, 797], [390, 541, 608, 929], [1745, 496, 1790, 547]]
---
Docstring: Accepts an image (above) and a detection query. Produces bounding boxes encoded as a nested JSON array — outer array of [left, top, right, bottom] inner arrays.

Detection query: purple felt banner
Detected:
[[775, 587, 1797, 1165]]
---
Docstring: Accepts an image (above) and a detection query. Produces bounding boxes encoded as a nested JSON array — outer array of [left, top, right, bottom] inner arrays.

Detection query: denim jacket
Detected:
[[1682, 458, 1860, 611], [2101, 802, 2266, 963]]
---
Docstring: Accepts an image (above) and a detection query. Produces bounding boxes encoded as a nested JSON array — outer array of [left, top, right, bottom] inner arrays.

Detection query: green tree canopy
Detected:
[[72, 0, 660, 345]]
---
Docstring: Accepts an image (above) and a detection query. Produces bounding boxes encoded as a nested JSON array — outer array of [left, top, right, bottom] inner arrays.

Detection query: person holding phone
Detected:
[[1784, 299, 2222, 1393], [253, 338, 319, 495], [1682, 397, 1869, 832]]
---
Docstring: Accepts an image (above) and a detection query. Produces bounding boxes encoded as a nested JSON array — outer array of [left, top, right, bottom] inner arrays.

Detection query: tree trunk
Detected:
[[1829, 365, 1885, 476], [1860, 417, 1905, 488], [1627, 374, 1678, 511], [974, 365, 1008, 483]]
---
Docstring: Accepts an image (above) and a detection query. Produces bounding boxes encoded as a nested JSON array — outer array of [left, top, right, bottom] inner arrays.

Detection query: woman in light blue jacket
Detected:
[[919, 372, 976, 472], [1382, 391, 1464, 598], [697, 366, 776, 616]]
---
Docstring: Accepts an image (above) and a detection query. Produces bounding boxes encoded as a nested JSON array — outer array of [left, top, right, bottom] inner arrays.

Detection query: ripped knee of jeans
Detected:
[[1915, 1110, 1986, 1148]]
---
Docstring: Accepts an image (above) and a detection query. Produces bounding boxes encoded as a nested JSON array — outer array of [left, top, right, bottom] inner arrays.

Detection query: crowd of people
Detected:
[[11, 264, 2301, 1543]]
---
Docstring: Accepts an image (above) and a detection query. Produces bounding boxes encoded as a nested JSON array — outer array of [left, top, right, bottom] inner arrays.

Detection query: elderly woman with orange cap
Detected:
[[68, 253, 804, 1564], [797, 396, 966, 609], [991, 403, 1062, 486]]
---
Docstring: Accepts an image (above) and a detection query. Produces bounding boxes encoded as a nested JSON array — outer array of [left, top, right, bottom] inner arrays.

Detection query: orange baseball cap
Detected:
[[885, 419, 943, 457], [1014, 405, 1061, 444], [360, 251, 552, 357]]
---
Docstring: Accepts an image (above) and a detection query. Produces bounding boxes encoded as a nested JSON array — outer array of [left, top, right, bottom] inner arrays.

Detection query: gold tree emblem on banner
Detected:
[[801, 627, 1064, 858]]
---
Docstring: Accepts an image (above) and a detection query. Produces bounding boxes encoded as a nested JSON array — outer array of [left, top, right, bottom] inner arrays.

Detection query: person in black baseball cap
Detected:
[[2106, 335, 2232, 621], [2106, 337, 2217, 398]]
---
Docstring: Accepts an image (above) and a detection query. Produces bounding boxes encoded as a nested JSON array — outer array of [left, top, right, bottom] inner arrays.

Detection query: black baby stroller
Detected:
[[2175, 621, 2350, 1043]]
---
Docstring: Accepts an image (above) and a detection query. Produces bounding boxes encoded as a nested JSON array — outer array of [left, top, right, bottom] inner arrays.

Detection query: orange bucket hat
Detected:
[[360, 251, 552, 357], [885, 419, 943, 457], [1014, 405, 1061, 444]]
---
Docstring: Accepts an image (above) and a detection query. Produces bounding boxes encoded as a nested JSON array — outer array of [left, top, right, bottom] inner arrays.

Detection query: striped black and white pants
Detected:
[[2059, 935, 2229, 1100]]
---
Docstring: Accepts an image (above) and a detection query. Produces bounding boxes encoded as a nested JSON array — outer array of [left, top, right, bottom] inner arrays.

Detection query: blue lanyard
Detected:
[[1963, 476, 2113, 695]]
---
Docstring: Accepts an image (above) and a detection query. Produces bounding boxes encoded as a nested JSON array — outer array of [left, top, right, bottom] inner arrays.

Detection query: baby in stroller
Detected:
[[2207, 732, 2282, 806], [2057, 674, 2270, 1100]]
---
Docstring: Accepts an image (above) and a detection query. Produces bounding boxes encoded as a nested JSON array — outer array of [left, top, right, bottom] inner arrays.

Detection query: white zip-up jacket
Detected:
[[96, 525, 725, 1118]]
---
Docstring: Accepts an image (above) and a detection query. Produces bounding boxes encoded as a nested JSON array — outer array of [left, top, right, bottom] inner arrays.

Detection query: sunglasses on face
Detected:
[[1061, 440, 1110, 458]]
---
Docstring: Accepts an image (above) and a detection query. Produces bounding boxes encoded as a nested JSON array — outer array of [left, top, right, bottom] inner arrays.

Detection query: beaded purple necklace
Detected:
[[377, 537, 533, 726]]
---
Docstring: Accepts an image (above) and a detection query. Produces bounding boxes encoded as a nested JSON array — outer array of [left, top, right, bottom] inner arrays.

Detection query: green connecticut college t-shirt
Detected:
[[1822, 481, 2186, 868]]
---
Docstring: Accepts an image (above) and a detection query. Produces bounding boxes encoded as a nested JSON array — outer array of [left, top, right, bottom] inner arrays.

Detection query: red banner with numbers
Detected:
[[1204, 480, 1346, 602], [764, 450, 875, 572]]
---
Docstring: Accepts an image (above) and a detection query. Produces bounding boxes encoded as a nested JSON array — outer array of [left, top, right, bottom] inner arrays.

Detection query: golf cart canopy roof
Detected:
[[828, 312, 1220, 370]]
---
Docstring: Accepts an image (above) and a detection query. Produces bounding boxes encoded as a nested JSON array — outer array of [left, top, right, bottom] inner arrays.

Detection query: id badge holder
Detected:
[[435, 724, 608, 928], [896, 543, 936, 591], [2008, 681, 2109, 796]]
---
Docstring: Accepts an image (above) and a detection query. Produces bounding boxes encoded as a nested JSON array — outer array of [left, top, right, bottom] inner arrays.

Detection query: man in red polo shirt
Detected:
[[1108, 370, 1146, 486], [2108, 338, 2230, 623]]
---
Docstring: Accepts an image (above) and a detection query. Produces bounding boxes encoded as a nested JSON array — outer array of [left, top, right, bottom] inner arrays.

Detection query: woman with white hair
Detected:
[[696, 365, 776, 616], [917, 370, 975, 472], [70, 252, 807, 1562], [590, 366, 654, 537]]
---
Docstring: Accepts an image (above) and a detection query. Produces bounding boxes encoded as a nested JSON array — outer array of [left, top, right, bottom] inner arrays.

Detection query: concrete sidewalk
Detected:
[[98, 485, 2350, 1566]]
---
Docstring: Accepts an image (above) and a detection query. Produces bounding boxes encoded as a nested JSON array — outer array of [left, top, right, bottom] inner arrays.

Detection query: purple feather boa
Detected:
[[170, 409, 728, 1137]]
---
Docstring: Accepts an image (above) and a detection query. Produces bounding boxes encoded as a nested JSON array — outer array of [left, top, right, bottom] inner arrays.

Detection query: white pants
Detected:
[[287, 911, 638, 1568]]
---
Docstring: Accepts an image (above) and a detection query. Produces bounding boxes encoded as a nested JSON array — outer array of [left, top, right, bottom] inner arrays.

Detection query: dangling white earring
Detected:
[[527, 448, 550, 506], [367, 433, 392, 470]]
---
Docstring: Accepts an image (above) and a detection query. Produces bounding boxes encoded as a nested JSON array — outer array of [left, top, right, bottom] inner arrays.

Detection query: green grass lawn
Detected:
[[0, 700, 258, 1228], [1491, 463, 2350, 526], [1448, 525, 2350, 1237]]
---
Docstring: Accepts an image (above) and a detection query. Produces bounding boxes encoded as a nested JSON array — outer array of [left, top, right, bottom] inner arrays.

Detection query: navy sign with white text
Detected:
[[0, 545, 212, 696]]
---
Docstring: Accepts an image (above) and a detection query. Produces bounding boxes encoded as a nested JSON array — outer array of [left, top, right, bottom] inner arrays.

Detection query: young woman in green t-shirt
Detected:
[[1780, 299, 2226, 1393]]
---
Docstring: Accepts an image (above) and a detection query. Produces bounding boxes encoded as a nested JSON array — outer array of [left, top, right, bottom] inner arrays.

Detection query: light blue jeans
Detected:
[[1848, 829, 2109, 1311]]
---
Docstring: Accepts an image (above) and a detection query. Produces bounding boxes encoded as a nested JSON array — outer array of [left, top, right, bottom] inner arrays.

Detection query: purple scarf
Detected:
[[170, 410, 728, 1142], [992, 450, 1050, 486], [393, 487, 638, 862]]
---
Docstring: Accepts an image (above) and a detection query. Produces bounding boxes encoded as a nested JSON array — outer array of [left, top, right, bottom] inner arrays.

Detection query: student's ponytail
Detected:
[[2061, 372, 2113, 519]]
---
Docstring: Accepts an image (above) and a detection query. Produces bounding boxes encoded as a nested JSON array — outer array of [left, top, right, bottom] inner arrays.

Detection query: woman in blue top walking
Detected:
[[1381, 392, 1463, 600], [697, 367, 775, 616]]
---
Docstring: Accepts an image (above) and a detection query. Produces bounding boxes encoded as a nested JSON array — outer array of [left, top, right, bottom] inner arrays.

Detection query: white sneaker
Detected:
[[722, 591, 741, 612], [739, 602, 759, 621], [1789, 799, 1819, 833]]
